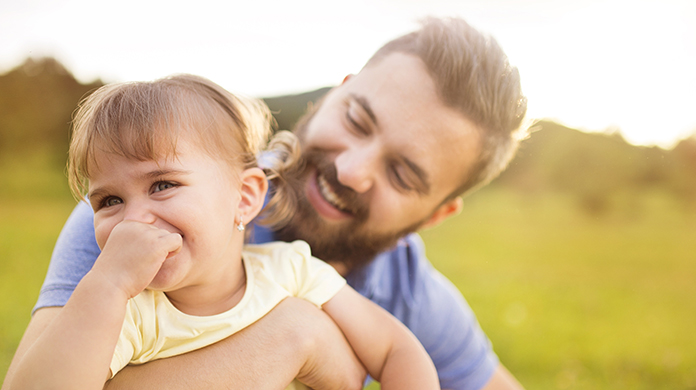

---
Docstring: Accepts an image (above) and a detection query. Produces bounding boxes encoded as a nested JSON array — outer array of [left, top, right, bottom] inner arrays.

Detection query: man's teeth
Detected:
[[317, 174, 349, 212]]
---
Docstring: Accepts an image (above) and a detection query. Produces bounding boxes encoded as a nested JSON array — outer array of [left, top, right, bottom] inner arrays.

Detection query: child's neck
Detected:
[[164, 261, 247, 316]]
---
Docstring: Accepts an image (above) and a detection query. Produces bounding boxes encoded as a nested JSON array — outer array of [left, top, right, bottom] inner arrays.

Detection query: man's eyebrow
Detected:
[[403, 157, 431, 195], [349, 93, 378, 126]]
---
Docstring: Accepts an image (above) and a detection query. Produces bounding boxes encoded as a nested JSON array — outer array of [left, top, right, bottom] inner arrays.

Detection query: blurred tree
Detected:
[[1, 56, 694, 211], [262, 87, 330, 132], [0, 57, 102, 164], [495, 121, 696, 213], [671, 136, 696, 205]]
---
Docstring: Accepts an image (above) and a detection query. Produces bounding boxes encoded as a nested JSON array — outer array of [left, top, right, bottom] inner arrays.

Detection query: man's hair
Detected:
[[365, 17, 529, 199]]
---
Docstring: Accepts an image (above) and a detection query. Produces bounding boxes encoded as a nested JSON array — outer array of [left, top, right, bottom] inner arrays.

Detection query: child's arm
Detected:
[[5, 220, 181, 390], [322, 285, 440, 389]]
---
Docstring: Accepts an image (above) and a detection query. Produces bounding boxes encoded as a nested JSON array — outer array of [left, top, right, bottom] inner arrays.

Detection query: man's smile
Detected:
[[317, 173, 350, 213], [305, 169, 354, 220]]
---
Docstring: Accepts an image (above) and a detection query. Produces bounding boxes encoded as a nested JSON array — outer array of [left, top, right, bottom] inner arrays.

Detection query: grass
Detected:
[[0, 198, 76, 382], [0, 153, 76, 383], [419, 188, 696, 390], [1, 158, 695, 389]]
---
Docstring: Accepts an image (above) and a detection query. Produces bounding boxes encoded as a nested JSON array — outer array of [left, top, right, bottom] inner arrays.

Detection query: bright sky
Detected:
[[1, 0, 695, 148]]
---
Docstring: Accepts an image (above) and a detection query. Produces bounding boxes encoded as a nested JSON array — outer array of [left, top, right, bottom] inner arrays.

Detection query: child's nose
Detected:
[[123, 202, 157, 224]]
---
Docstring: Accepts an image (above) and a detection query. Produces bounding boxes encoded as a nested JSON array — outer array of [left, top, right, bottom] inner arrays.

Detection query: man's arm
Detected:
[[356, 234, 525, 390], [480, 365, 524, 390], [4, 298, 365, 390], [323, 286, 438, 389], [107, 297, 366, 390]]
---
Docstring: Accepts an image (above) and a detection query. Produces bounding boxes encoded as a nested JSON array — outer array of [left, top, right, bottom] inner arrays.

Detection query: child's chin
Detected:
[[148, 260, 184, 291]]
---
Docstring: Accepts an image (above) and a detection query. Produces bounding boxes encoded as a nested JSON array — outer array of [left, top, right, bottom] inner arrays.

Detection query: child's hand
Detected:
[[92, 220, 182, 298]]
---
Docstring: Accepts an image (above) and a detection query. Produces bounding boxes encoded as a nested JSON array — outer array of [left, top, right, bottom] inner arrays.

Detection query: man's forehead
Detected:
[[353, 53, 436, 103]]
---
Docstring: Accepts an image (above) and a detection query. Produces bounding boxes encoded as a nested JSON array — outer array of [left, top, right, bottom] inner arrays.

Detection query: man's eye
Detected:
[[390, 165, 413, 192], [153, 181, 176, 193], [345, 98, 372, 136], [346, 111, 369, 136]]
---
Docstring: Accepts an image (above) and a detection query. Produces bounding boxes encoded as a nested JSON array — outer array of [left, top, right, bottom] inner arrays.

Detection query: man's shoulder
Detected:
[[366, 233, 428, 278], [346, 233, 431, 304]]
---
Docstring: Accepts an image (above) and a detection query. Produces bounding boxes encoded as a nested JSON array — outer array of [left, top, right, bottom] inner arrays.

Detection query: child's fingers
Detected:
[[163, 233, 183, 258], [96, 221, 183, 297]]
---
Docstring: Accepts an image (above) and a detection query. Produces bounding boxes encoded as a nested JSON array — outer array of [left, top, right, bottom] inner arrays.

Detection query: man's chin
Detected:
[[275, 214, 405, 272]]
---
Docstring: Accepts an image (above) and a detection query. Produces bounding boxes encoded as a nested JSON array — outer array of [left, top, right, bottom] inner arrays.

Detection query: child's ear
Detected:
[[237, 167, 268, 224]]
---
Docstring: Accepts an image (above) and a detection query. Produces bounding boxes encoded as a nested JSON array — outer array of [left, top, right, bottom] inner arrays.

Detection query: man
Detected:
[[4, 17, 527, 390]]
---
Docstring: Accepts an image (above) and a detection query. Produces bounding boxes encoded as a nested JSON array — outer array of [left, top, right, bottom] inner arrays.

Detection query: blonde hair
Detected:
[[68, 74, 299, 228], [366, 17, 529, 199]]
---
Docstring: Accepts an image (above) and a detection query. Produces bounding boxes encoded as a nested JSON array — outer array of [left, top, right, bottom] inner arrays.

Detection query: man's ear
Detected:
[[237, 167, 268, 224], [341, 74, 354, 85], [420, 197, 464, 230]]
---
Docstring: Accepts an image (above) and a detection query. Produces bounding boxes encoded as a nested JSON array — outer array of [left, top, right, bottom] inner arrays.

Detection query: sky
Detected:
[[1, 0, 695, 148]]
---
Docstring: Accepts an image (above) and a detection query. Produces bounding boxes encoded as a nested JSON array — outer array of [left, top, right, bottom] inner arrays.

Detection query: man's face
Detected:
[[277, 53, 481, 271]]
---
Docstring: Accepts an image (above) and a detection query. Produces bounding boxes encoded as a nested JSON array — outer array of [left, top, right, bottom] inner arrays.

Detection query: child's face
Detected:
[[87, 138, 245, 292]]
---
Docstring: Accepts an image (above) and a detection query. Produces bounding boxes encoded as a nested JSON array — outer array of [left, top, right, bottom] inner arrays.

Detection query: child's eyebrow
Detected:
[[145, 168, 192, 179], [87, 188, 108, 203]]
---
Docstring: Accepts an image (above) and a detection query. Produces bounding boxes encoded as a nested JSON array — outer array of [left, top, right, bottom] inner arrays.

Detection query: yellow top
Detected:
[[110, 240, 346, 389]]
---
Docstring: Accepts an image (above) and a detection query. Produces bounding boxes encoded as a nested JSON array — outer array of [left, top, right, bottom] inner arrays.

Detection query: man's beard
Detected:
[[275, 108, 427, 271]]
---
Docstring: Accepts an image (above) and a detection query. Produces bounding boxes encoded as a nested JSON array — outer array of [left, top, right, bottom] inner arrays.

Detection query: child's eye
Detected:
[[153, 181, 176, 193], [103, 196, 123, 208]]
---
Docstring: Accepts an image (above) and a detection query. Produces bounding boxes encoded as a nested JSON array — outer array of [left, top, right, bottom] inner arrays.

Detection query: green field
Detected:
[[1, 160, 695, 389], [420, 189, 696, 389]]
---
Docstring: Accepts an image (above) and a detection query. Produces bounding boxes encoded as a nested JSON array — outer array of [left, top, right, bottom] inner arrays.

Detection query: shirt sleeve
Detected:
[[410, 264, 499, 389], [267, 240, 347, 307], [33, 201, 101, 314], [110, 299, 141, 378], [347, 234, 499, 390]]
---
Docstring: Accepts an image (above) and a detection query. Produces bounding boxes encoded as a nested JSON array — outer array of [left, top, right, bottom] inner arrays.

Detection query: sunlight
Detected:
[[0, 0, 694, 147]]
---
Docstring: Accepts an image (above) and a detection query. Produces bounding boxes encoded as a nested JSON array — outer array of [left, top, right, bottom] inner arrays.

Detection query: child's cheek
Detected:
[[93, 216, 114, 251]]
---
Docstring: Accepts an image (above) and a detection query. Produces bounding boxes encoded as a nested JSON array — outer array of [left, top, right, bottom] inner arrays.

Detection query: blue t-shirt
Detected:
[[35, 201, 499, 390]]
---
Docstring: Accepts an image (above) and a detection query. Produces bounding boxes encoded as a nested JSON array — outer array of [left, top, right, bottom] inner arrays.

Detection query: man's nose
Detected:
[[334, 145, 379, 194]]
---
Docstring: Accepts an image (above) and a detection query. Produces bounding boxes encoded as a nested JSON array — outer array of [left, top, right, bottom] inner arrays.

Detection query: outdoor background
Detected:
[[1, 58, 695, 389], [1, 0, 696, 388]]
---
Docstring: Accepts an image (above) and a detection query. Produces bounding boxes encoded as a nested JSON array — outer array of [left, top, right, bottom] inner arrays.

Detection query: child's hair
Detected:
[[68, 74, 300, 228]]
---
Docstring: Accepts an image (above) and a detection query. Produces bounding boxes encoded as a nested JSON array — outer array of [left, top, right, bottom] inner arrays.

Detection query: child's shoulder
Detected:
[[243, 240, 345, 305], [243, 240, 312, 259], [243, 240, 338, 276]]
